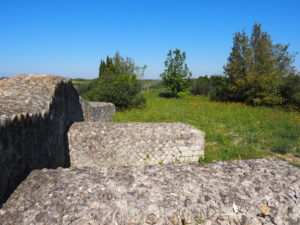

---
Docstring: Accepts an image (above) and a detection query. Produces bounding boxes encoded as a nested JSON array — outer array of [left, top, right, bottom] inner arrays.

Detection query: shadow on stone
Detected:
[[0, 75, 83, 206]]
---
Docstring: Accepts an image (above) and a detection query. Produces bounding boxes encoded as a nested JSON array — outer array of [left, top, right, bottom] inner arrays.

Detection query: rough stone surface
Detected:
[[79, 97, 115, 122], [0, 159, 299, 225], [0, 74, 68, 124], [68, 122, 204, 166], [0, 74, 83, 205]]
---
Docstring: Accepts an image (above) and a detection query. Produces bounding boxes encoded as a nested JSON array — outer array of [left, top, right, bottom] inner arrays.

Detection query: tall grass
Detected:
[[113, 89, 300, 163]]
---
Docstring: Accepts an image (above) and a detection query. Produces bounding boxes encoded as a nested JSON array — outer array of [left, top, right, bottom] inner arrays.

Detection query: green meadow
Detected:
[[113, 88, 300, 166]]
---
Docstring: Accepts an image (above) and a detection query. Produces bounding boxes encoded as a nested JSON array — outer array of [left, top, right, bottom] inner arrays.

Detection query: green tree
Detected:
[[224, 31, 252, 102], [247, 23, 283, 105], [224, 23, 296, 106], [83, 52, 146, 109], [160, 49, 192, 97], [99, 52, 136, 78]]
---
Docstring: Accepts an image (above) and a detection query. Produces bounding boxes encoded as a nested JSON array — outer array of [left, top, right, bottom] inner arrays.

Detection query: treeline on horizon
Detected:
[[75, 23, 300, 109]]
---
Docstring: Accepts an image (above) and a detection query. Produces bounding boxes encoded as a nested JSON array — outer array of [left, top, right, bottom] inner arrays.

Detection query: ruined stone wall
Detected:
[[79, 97, 115, 122], [0, 75, 83, 205], [1, 159, 299, 225], [68, 122, 205, 166]]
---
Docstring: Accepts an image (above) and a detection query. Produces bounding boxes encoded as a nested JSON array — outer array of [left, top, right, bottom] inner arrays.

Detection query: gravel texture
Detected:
[[0, 158, 299, 225], [68, 122, 205, 166]]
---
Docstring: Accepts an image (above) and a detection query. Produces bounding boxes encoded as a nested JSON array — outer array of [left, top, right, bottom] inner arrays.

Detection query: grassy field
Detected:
[[113, 89, 300, 166]]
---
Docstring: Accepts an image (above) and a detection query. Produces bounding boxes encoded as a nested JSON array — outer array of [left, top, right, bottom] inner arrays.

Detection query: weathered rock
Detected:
[[0, 159, 299, 225], [79, 97, 115, 122], [68, 122, 205, 166], [0, 74, 83, 205]]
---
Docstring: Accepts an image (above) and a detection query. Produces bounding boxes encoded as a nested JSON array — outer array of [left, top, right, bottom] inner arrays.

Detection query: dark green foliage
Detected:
[[224, 23, 297, 106], [83, 52, 146, 109], [209, 76, 231, 101], [292, 92, 300, 107], [224, 31, 252, 102], [190, 76, 212, 95], [100, 73, 145, 109], [190, 75, 230, 102], [160, 49, 192, 97], [280, 73, 300, 107]]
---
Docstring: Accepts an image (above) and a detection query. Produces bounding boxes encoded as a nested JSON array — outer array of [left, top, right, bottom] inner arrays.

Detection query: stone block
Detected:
[[0, 159, 299, 224], [68, 122, 205, 166], [79, 97, 115, 122]]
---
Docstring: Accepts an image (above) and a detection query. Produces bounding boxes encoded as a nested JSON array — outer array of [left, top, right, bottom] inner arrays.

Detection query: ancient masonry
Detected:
[[0, 75, 299, 225], [68, 122, 204, 166]]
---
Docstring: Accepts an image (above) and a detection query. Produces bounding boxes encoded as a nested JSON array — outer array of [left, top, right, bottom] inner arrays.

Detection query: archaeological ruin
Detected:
[[0, 75, 299, 225]]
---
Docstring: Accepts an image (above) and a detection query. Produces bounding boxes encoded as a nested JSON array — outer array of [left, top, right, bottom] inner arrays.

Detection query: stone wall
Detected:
[[0, 159, 299, 225], [68, 122, 205, 166], [0, 75, 83, 205], [79, 97, 115, 122]]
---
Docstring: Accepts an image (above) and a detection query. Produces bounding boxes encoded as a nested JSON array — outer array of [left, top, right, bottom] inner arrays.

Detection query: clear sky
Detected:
[[0, 0, 299, 79]]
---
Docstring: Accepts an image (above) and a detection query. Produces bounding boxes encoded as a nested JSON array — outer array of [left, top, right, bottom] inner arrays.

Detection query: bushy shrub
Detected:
[[209, 76, 231, 101], [190, 76, 212, 95], [82, 52, 146, 109], [191, 75, 231, 102], [99, 73, 145, 109]]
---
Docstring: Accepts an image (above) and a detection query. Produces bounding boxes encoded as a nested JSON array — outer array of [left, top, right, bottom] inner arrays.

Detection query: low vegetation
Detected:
[[113, 88, 300, 165], [80, 52, 146, 109]]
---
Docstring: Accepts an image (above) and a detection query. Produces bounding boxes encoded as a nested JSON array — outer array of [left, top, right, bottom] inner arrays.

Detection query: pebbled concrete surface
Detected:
[[0, 158, 299, 225]]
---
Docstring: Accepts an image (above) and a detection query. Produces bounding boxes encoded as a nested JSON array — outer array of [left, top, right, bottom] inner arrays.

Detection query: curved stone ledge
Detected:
[[0, 159, 299, 225], [79, 97, 115, 122], [68, 122, 205, 166], [0, 74, 83, 205]]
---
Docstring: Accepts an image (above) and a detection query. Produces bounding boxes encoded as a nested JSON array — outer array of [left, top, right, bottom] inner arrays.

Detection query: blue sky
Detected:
[[0, 0, 299, 79]]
